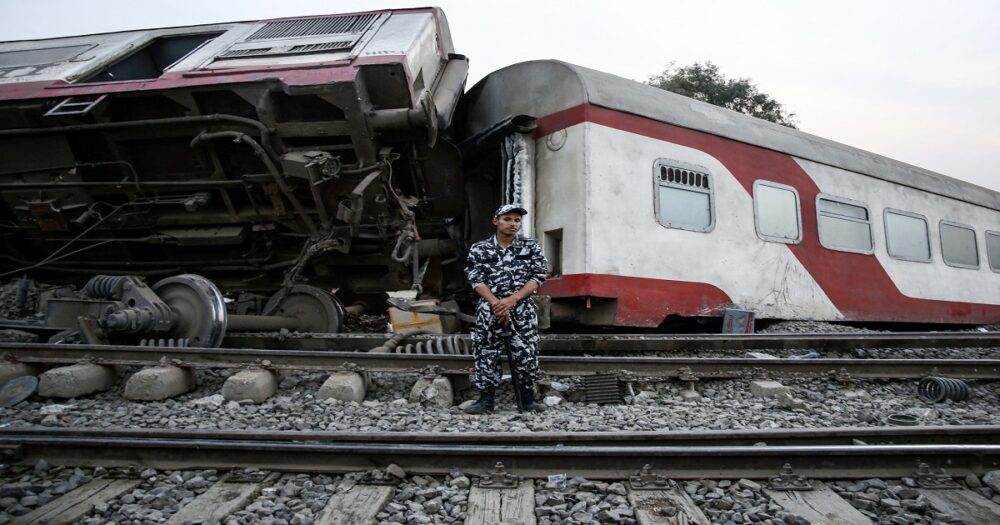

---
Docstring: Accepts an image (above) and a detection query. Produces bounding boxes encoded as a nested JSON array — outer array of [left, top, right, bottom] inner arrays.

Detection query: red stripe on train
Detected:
[[536, 103, 1000, 325], [542, 274, 732, 327]]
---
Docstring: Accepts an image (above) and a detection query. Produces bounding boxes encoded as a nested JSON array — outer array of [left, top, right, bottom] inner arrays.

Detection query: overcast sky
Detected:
[[3, 0, 998, 192]]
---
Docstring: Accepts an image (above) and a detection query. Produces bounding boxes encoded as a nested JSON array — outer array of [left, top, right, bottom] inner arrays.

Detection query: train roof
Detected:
[[464, 60, 1000, 212]]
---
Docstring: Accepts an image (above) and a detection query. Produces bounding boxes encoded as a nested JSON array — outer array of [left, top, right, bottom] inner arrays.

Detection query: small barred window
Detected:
[[653, 160, 714, 232]]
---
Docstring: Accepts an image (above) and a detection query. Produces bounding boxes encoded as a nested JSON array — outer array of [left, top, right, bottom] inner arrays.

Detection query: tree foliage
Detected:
[[647, 62, 798, 128]]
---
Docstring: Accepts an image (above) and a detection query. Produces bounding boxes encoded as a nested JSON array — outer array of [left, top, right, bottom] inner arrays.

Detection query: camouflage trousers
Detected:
[[470, 299, 540, 390]]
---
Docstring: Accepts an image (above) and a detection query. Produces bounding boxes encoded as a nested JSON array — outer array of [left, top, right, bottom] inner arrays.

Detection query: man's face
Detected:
[[492, 212, 523, 236]]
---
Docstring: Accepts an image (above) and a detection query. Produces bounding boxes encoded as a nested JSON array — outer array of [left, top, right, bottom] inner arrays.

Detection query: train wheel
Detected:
[[263, 285, 343, 334], [152, 274, 228, 348]]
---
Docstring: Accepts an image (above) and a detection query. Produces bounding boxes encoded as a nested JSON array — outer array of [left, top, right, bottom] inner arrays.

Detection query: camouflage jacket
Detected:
[[464, 235, 547, 299]]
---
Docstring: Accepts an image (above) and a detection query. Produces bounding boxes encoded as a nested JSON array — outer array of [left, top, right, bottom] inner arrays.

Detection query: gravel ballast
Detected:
[[2, 366, 998, 433], [6, 463, 998, 524]]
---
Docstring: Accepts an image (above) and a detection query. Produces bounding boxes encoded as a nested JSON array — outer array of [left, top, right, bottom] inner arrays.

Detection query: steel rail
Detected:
[[3, 342, 1000, 379], [221, 331, 1000, 352], [1, 427, 998, 479], [8, 425, 1000, 447]]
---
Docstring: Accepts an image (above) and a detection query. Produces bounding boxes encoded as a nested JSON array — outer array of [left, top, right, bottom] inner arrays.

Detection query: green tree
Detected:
[[647, 62, 798, 128]]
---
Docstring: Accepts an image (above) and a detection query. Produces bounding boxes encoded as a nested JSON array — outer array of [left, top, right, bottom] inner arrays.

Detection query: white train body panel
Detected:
[[579, 123, 841, 320], [800, 158, 1000, 305], [534, 124, 589, 276]]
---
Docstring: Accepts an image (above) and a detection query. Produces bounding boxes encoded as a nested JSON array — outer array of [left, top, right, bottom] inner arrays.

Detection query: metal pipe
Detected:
[[0, 114, 280, 159], [0, 180, 247, 190], [305, 167, 331, 229], [0, 253, 276, 268], [226, 314, 302, 332], [431, 55, 469, 131], [190, 131, 318, 236]]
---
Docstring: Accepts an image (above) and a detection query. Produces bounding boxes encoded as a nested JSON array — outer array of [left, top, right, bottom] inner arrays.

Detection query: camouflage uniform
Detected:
[[464, 234, 547, 390]]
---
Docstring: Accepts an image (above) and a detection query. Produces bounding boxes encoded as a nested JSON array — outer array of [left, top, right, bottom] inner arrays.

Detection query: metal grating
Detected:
[[659, 165, 710, 190], [289, 41, 354, 53], [247, 13, 379, 41], [217, 40, 354, 60], [217, 48, 272, 59], [582, 374, 623, 405]]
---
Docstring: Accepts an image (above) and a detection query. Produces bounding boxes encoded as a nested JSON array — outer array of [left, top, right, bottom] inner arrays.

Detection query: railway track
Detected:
[[3, 425, 999, 479], [4, 426, 1000, 524], [220, 331, 1000, 352], [3, 342, 1000, 380], [3, 332, 1000, 523]]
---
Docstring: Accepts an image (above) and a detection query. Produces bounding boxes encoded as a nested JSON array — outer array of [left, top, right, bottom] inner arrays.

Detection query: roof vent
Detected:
[[246, 13, 379, 41]]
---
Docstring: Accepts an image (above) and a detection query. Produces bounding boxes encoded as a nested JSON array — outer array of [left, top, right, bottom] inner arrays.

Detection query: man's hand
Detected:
[[492, 296, 517, 316], [490, 296, 515, 325]]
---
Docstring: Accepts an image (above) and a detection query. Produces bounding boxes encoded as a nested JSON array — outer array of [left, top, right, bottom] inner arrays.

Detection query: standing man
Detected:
[[463, 204, 548, 414]]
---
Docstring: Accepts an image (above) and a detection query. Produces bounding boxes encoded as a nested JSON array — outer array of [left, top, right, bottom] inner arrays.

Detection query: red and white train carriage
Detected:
[[462, 60, 1000, 328]]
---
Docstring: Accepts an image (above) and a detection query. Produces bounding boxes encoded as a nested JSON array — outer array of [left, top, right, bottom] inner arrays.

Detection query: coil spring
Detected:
[[918, 376, 969, 403], [139, 338, 190, 348], [393, 335, 469, 355], [84, 275, 128, 298]]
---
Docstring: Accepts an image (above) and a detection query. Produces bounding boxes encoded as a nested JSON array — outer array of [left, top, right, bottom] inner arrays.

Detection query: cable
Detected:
[[0, 240, 115, 279], [0, 199, 135, 279]]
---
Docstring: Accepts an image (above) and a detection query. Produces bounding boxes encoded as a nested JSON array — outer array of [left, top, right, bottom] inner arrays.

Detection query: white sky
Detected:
[[2, 0, 998, 191]]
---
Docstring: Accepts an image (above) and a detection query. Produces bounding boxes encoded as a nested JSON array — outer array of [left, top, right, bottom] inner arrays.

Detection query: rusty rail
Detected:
[[221, 331, 1000, 352], [3, 342, 1000, 379]]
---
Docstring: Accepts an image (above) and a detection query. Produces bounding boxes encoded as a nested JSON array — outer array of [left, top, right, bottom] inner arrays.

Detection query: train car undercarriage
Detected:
[[0, 10, 495, 344]]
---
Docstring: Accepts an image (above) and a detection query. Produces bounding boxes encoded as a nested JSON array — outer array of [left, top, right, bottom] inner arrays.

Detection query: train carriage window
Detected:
[[987, 231, 1000, 272], [653, 159, 714, 232], [816, 195, 873, 253], [940, 221, 979, 269], [753, 181, 801, 243], [884, 209, 931, 262]]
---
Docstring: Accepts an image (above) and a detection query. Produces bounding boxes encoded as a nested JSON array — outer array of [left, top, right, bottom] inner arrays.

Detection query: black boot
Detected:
[[463, 388, 495, 415], [519, 383, 548, 413]]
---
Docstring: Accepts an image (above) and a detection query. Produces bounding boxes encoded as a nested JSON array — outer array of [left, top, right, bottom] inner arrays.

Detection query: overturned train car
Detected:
[[0, 9, 471, 344]]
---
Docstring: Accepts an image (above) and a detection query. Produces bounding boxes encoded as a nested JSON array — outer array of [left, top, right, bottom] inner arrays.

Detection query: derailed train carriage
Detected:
[[0, 8, 473, 345], [1, 8, 999, 346]]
